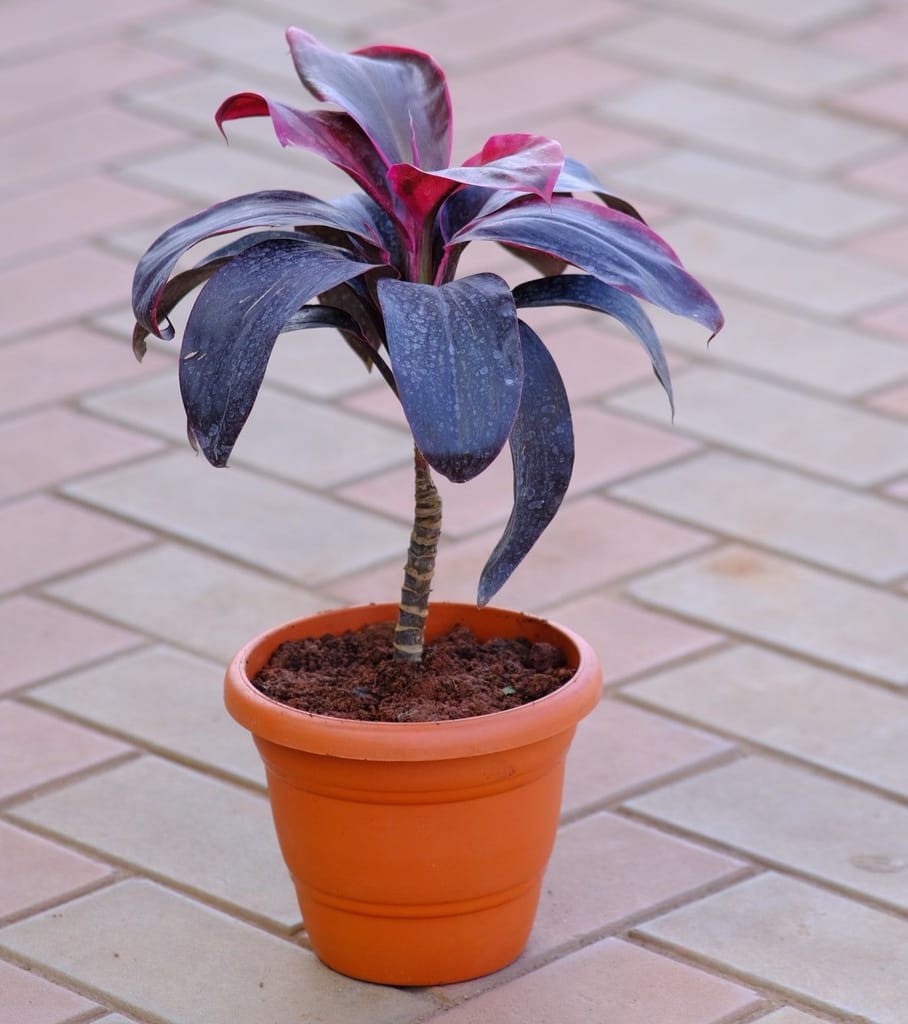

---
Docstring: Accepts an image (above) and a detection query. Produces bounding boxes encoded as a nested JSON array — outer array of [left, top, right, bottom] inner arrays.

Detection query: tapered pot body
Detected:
[[224, 602, 602, 985]]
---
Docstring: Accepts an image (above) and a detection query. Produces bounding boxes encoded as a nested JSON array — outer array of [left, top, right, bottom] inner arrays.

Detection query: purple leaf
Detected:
[[179, 237, 381, 466], [132, 190, 384, 339], [557, 156, 645, 222], [216, 95, 396, 215], [449, 195, 724, 333], [287, 28, 452, 171], [377, 273, 523, 482], [513, 274, 673, 413], [478, 321, 574, 606]]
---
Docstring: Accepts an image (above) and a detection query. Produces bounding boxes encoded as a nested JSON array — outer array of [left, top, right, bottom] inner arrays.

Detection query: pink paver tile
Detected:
[[848, 150, 908, 202], [329, 495, 713, 610], [0, 246, 135, 341], [0, 495, 152, 595], [0, 596, 139, 694], [389, 0, 631, 68], [0, 327, 169, 416], [528, 812, 747, 956], [818, 8, 908, 66], [835, 72, 908, 131], [0, 105, 187, 194], [448, 48, 640, 131], [543, 321, 689, 401], [0, 176, 184, 265], [0, 959, 97, 1024], [339, 406, 698, 538], [857, 298, 908, 342], [869, 383, 908, 418], [545, 593, 723, 685], [850, 221, 908, 275], [0, 820, 112, 919], [429, 938, 761, 1024], [0, 40, 189, 129], [0, 702, 131, 801], [0, 0, 189, 57], [562, 699, 733, 815], [0, 408, 163, 502]]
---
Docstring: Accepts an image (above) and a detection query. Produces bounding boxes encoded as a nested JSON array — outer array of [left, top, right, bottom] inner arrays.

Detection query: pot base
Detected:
[[300, 878, 541, 985]]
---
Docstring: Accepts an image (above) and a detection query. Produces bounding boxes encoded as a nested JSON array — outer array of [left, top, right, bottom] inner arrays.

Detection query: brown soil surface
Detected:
[[252, 621, 573, 722]]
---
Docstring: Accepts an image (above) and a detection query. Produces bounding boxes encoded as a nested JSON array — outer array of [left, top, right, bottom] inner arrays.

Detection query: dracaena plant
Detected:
[[131, 27, 723, 663]]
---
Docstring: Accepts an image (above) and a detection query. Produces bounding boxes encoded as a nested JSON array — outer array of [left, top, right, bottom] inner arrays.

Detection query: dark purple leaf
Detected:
[[557, 156, 644, 222], [133, 190, 384, 339], [377, 273, 523, 482], [179, 237, 380, 466], [216, 95, 396, 216], [513, 274, 673, 413], [478, 320, 573, 606], [448, 195, 724, 333], [286, 28, 452, 171]]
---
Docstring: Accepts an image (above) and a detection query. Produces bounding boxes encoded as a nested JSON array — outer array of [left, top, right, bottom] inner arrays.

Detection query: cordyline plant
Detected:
[[131, 28, 722, 663]]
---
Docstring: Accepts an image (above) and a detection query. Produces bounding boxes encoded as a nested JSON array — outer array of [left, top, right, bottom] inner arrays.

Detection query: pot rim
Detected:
[[224, 602, 602, 761]]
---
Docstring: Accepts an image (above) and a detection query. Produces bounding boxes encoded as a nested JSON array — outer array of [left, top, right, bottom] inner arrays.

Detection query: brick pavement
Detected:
[[1, 1, 907, 1021]]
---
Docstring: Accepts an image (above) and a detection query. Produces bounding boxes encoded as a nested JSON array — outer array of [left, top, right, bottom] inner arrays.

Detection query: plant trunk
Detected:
[[394, 448, 442, 661]]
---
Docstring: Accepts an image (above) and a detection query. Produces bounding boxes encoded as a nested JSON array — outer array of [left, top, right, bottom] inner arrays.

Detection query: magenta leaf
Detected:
[[450, 195, 724, 333], [287, 28, 452, 170], [388, 134, 564, 221], [217, 95, 396, 215], [179, 237, 381, 466], [513, 274, 673, 412], [132, 190, 384, 339], [477, 320, 574, 606], [377, 273, 523, 482]]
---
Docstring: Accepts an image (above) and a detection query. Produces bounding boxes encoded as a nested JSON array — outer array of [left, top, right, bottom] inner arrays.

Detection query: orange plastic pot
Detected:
[[224, 602, 602, 986]]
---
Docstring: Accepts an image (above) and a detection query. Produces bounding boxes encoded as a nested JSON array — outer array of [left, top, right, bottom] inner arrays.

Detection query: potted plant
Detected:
[[131, 27, 722, 986]]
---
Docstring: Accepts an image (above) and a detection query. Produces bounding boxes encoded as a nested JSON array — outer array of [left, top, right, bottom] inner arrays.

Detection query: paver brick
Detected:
[[82, 373, 413, 487], [45, 543, 326, 662], [425, 938, 761, 1024], [614, 449, 908, 581], [63, 448, 407, 585], [0, 327, 168, 416], [608, 150, 900, 242], [10, 756, 299, 927], [0, 595, 139, 694], [630, 544, 908, 686], [638, 873, 908, 1024], [642, 0, 869, 35], [0, 701, 131, 802], [0, 820, 112, 920], [541, 592, 722, 687], [611, 366, 908, 486], [0, 958, 97, 1024], [596, 14, 879, 100], [626, 644, 908, 800], [644, 217, 908, 318], [562, 700, 732, 816], [0, 880, 434, 1024], [526, 812, 747, 958], [0, 495, 153, 596], [627, 755, 908, 911], [30, 644, 265, 788], [0, 407, 163, 503], [646, 294, 908, 397], [599, 80, 896, 174]]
